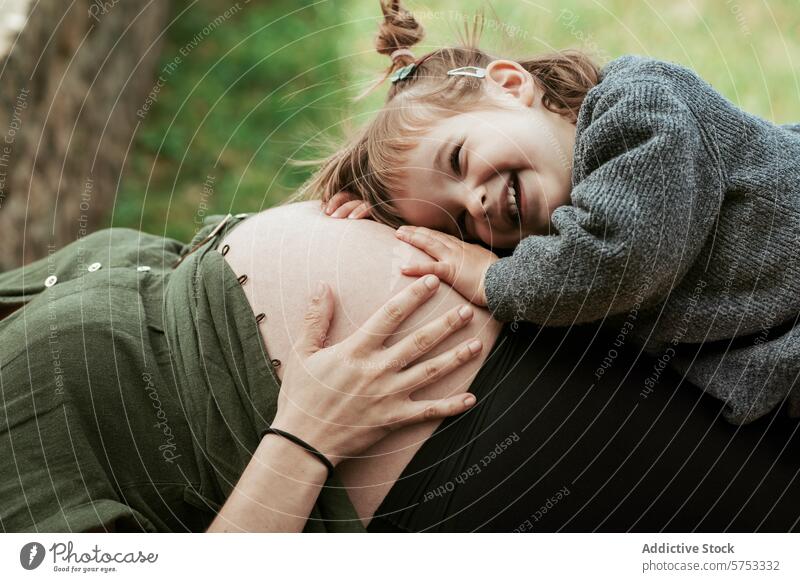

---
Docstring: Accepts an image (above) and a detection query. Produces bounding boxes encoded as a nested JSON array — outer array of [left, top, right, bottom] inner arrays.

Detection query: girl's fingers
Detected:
[[325, 191, 351, 215], [356, 275, 441, 346], [425, 227, 459, 245], [402, 225, 455, 245], [397, 390, 478, 427], [387, 304, 474, 365], [400, 261, 455, 282], [398, 338, 483, 394], [331, 199, 363, 219], [395, 226, 449, 259], [348, 202, 370, 219]]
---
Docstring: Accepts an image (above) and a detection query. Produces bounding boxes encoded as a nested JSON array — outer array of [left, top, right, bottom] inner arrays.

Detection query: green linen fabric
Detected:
[[0, 214, 365, 532]]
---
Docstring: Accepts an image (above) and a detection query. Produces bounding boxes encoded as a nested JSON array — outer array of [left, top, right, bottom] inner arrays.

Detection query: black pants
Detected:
[[368, 323, 800, 532]]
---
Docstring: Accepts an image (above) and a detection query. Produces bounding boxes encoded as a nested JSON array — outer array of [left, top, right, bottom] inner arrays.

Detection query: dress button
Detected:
[[44, 275, 58, 287], [88, 262, 102, 272], [137, 266, 151, 272]]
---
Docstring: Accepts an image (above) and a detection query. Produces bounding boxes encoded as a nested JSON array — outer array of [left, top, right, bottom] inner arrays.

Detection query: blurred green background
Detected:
[[114, 0, 800, 241]]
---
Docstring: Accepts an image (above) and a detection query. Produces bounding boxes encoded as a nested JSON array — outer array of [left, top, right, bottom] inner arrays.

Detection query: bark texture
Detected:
[[0, 0, 168, 269]]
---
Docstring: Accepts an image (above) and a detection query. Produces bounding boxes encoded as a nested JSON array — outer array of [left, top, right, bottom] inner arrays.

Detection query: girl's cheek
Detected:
[[476, 225, 494, 247]]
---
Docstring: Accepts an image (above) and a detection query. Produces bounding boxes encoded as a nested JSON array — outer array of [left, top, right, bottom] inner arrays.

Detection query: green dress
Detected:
[[0, 214, 364, 532]]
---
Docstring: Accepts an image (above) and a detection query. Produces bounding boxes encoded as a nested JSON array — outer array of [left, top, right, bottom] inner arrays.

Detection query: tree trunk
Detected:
[[0, 0, 168, 270]]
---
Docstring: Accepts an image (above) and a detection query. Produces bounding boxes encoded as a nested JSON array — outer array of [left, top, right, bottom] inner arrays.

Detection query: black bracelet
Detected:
[[259, 426, 335, 479]]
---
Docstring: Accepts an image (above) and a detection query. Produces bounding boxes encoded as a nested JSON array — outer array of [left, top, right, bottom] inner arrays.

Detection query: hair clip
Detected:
[[390, 63, 417, 83], [447, 66, 486, 79]]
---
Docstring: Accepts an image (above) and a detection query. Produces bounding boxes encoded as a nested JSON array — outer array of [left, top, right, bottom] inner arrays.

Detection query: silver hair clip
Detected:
[[446, 66, 486, 79]]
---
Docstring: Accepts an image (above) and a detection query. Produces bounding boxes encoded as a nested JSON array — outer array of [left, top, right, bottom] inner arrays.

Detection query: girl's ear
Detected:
[[485, 60, 536, 107]]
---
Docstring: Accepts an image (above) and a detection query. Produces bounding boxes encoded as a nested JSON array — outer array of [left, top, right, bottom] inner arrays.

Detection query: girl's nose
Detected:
[[465, 185, 487, 219]]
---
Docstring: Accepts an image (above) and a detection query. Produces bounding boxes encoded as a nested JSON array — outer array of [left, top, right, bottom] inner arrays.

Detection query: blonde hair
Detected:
[[302, 0, 600, 228]]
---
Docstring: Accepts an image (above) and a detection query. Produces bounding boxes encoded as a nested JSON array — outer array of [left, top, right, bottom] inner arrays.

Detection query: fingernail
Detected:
[[400, 264, 411, 271], [463, 394, 476, 406], [423, 275, 439, 289], [468, 339, 482, 353], [458, 305, 473, 319]]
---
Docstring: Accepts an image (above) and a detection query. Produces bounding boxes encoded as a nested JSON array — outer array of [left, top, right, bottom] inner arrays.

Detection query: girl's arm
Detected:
[[485, 79, 723, 326]]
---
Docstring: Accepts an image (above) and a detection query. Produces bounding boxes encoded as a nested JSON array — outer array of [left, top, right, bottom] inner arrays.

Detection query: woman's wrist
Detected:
[[206, 430, 329, 532], [269, 412, 343, 468], [259, 426, 336, 475], [258, 432, 332, 479]]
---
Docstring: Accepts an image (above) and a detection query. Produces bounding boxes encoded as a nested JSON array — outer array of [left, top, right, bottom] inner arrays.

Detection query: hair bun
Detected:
[[376, 0, 424, 63]]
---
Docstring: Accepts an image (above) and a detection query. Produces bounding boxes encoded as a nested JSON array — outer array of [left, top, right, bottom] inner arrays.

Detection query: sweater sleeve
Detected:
[[485, 79, 723, 325]]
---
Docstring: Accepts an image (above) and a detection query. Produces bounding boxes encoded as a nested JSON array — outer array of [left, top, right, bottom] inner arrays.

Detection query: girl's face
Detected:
[[390, 60, 577, 249]]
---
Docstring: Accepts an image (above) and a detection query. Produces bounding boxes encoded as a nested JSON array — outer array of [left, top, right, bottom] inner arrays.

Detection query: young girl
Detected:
[[311, 0, 800, 425]]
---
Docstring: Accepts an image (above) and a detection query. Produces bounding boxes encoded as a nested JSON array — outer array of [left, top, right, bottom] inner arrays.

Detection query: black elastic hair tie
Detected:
[[259, 426, 334, 478]]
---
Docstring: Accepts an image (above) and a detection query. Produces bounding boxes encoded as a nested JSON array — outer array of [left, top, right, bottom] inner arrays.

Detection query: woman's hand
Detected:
[[323, 191, 371, 219], [270, 275, 482, 466], [394, 226, 499, 308]]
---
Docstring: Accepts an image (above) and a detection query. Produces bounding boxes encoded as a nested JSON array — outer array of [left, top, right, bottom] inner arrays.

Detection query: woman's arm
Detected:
[[207, 273, 484, 532], [206, 434, 329, 532]]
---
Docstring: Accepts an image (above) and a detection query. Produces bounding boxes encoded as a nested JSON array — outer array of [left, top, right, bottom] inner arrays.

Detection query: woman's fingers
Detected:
[[397, 391, 478, 427], [398, 338, 483, 393], [331, 199, 363, 219], [295, 281, 335, 356], [357, 275, 440, 346], [395, 226, 449, 259], [387, 304, 473, 364]]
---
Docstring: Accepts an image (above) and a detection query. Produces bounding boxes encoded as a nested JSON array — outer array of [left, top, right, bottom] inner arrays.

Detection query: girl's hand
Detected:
[[323, 191, 371, 219], [395, 226, 499, 307], [270, 276, 483, 466]]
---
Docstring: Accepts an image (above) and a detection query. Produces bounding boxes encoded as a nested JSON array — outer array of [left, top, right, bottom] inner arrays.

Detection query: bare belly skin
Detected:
[[218, 201, 501, 526]]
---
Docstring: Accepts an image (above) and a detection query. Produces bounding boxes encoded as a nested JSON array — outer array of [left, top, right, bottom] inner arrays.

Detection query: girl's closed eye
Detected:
[[448, 140, 470, 239], [449, 139, 465, 176]]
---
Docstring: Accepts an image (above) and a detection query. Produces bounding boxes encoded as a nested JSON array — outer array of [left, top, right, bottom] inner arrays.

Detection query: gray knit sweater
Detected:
[[484, 55, 800, 424]]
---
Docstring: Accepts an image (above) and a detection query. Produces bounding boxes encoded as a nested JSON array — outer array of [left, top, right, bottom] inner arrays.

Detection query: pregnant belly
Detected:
[[218, 202, 501, 526]]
